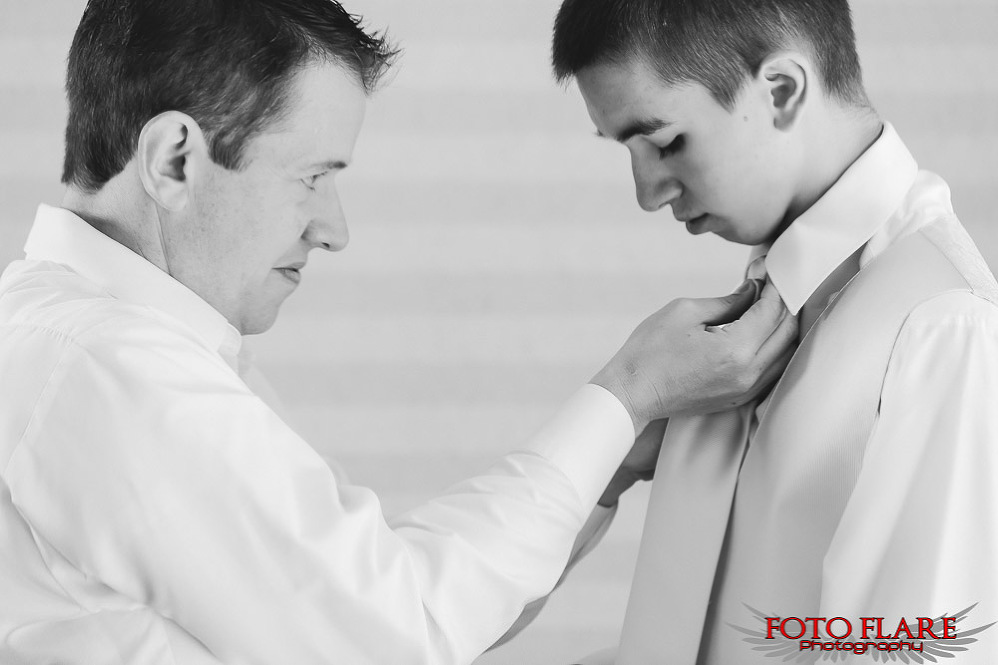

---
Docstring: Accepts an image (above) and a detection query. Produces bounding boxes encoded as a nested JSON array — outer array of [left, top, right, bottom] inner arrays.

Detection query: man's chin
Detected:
[[238, 301, 285, 336]]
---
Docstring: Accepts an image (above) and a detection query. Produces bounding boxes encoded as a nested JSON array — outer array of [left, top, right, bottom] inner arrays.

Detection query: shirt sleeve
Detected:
[[489, 504, 617, 649], [5, 315, 634, 665], [819, 292, 998, 658]]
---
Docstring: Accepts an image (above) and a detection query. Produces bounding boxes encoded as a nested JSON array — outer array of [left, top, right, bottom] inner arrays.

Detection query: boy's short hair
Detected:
[[552, 0, 868, 110], [63, 0, 398, 192]]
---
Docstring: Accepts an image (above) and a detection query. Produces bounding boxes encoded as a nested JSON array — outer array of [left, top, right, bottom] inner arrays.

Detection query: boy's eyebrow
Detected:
[[596, 117, 672, 143]]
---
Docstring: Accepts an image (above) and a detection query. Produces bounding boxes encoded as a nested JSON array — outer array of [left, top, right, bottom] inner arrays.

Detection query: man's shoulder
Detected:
[[0, 258, 200, 355], [0, 260, 180, 468]]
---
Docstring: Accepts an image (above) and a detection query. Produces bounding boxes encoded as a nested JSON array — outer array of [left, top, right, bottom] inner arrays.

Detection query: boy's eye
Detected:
[[302, 172, 327, 190], [659, 135, 685, 158]]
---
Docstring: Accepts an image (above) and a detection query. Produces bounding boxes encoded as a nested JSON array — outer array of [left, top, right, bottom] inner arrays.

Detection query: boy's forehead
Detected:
[[576, 60, 711, 137]]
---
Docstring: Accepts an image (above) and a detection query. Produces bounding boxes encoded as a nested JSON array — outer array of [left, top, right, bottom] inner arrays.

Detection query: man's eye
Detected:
[[659, 135, 685, 158]]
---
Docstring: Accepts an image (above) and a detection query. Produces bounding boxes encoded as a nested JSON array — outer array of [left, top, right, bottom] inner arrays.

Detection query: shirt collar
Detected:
[[754, 122, 919, 314], [24, 204, 242, 360]]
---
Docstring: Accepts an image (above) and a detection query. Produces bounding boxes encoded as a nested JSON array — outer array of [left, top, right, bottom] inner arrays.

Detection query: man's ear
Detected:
[[136, 111, 208, 211], [756, 53, 809, 131]]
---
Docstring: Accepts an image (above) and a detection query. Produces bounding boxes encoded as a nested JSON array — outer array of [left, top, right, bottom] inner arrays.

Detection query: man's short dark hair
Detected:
[[552, 0, 868, 110], [63, 0, 397, 192]]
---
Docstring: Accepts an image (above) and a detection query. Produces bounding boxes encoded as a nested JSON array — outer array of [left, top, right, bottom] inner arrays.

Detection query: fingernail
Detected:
[[735, 280, 753, 294]]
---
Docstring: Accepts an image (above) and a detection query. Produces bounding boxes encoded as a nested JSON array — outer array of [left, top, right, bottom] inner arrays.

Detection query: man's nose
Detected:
[[304, 191, 349, 252], [632, 154, 682, 213]]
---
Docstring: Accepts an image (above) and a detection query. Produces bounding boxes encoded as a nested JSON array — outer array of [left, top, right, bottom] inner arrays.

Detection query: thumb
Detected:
[[728, 280, 787, 333], [698, 279, 761, 326]]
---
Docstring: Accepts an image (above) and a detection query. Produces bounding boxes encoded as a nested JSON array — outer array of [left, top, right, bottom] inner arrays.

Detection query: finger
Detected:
[[636, 418, 668, 443], [727, 343, 795, 408], [753, 301, 799, 362], [694, 280, 759, 327], [752, 342, 796, 395], [719, 306, 796, 410], [723, 281, 788, 346]]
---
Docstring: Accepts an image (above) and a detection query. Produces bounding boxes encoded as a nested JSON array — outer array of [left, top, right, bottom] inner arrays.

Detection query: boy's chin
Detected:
[[712, 227, 764, 246], [716, 220, 787, 246]]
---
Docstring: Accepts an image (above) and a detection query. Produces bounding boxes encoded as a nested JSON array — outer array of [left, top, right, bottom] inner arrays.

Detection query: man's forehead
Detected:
[[287, 63, 367, 123], [246, 63, 367, 165], [247, 129, 354, 172]]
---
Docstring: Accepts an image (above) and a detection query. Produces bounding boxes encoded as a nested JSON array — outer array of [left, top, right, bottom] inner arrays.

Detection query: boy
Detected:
[[552, 1, 998, 662]]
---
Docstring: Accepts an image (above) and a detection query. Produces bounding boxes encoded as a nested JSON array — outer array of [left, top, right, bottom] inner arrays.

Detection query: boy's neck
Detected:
[[781, 108, 884, 234]]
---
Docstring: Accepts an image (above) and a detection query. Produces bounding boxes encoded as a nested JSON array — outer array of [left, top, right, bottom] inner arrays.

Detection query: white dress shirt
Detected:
[[590, 123, 998, 665], [708, 123, 998, 661], [0, 205, 634, 665]]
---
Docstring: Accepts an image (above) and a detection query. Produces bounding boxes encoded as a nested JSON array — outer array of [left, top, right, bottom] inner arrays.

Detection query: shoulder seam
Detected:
[[917, 218, 998, 303], [1, 334, 83, 480], [903, 290, 998, 326]]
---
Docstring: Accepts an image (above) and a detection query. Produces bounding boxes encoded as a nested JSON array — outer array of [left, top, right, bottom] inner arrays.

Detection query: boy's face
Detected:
[[576, 58, 799, 245]]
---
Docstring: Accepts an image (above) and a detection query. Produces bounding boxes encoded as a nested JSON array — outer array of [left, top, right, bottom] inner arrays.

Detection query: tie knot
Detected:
[[745, 253, 769, 281]]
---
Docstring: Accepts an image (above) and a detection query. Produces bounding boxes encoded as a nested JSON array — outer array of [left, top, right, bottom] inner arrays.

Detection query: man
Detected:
[[551, 0, 998, 663], [0, 1, 797, 664]]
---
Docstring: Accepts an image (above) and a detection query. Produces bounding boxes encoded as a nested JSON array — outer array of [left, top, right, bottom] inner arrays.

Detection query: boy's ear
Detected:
[[136, 111, 208, 211], [756, 53, 809, 131]]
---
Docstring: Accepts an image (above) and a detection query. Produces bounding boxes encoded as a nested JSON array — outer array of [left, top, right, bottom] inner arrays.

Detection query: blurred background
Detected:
[[1, 1, 995, 662]]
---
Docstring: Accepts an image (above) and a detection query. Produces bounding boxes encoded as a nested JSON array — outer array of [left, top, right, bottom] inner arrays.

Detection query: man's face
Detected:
[[576, 59, 797, 245], [179, 62, 366, 334]]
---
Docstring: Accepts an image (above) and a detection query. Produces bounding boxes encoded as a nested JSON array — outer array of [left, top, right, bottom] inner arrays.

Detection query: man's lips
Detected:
[[275, 262, 306, 284]]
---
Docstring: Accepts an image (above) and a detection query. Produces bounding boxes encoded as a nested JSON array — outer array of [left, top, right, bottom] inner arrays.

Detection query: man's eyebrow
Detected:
[[596, 118, 672, 143], [305, 160, 349, 172]]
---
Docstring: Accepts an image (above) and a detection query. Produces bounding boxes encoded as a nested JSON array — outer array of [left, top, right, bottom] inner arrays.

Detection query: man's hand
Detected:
[[591, 280, 797, 434]]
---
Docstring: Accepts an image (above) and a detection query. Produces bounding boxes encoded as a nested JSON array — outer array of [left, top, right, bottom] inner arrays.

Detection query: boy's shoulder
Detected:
[[916, 215, 998, 306]]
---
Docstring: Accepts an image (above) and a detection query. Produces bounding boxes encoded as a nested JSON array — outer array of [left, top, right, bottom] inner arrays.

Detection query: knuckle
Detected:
[[730, 345, 754, 368], [670, 297, 693, 314], [736, 371, 757, 393], [718, 347, 739, 370], [757, 299, 782, 321]]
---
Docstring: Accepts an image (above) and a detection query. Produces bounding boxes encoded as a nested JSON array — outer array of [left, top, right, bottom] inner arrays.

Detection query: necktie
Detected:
[[615, 407, 754, 665], [616, 246, 866, 663], [616, 262, 772, 664]]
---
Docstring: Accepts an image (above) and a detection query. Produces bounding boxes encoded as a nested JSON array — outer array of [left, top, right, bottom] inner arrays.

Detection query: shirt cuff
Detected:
[[524, 384, 635, 510]]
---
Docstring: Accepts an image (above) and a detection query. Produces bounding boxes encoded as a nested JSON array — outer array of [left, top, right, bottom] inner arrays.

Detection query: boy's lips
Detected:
[[680, 213, 712, 234]]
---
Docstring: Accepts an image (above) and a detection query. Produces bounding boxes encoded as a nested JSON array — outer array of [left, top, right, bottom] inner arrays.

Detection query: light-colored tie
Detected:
[[615, 407, 754, 665], [615, 247, 863, 663], [617, 261, 771, 665]]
